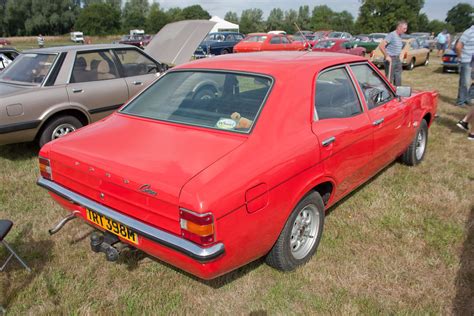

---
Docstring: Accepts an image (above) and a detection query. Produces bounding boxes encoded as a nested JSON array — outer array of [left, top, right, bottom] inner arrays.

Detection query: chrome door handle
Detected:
[[72, 88, 83, 93], [372, 118, 384, 126], [132, 81, 143, 85], [322, 136, 336, 147]]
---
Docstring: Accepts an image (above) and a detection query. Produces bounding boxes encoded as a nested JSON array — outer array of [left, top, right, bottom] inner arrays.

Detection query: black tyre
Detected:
[[424, 55, 429, 66], [406, 58, 415, 70], [39, 115, 83, 147], [266, 192, 325, 271], [221, 49, 230, 55], [401, 119, 428, 166], [193, 86, 217, 101]]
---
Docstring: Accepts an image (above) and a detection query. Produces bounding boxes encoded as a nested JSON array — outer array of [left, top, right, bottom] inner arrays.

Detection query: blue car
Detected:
[[442, 48, 459, 73], [194, 32, 245, 58]]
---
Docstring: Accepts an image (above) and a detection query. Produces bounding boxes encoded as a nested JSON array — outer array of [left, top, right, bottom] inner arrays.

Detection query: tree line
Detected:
[[0, 0, 472, 37]]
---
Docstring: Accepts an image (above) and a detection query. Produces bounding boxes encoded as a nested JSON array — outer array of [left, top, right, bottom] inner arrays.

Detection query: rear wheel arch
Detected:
[[36, 109, 89, 144]]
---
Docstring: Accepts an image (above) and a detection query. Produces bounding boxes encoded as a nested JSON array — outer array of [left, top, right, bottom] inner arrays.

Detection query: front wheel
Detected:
[[266, 192, 325, 271], [38, 115, 83, 147], [401, 119, 428, 166], [406, 58, 415, 70]]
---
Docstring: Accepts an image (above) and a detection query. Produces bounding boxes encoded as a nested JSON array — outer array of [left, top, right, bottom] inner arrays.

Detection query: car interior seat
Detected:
[[97, 60, 116, 80]]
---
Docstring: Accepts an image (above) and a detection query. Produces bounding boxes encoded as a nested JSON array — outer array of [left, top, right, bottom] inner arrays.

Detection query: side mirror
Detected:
[[396, 86, 411, 97]]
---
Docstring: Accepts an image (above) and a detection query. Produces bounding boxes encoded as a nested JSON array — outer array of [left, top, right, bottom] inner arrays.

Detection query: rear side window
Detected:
[[350, 64, 395, 109], [120, 71, 273, 133], [71, 51, 118, 83], [114, 49, 158, 77], [244, 35, 267, 42], [315, 67, 362, 120]]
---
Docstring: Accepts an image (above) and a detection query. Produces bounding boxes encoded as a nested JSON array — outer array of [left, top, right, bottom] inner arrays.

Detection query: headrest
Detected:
[[97, 60, 110, 73], [74, 57, 86, 70]]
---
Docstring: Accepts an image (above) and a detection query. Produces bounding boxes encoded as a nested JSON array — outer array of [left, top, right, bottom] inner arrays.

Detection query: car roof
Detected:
[[174, 51, 365, 77], [23, 44, 135, 54]]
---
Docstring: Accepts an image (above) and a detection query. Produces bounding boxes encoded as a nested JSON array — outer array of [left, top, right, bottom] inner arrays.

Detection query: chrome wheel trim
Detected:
[[290, 204, 319, 260], [415, 127, 426, 160], [52, 123, 76, 140]]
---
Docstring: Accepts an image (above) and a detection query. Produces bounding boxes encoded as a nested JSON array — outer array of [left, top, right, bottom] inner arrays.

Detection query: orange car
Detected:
[[233, 33, 306, 53], [370, 38, 430, 70]]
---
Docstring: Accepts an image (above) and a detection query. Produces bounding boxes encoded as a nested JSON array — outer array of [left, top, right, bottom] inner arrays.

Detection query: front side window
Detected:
[[315, 67, 362, 120], [281, 36, 290, 44], [120, 71, 273, 133], [71, 51, 118, 83], [0, 53, 56, 85], [350, 64, 395, 109], [114, 49, 158, 77]]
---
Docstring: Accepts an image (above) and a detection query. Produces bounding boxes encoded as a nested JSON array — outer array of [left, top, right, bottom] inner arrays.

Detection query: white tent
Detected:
[[209, 16, 239, 33]]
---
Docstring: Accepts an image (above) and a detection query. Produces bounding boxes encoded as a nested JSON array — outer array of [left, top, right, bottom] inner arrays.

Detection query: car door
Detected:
[[348, 63, 412, 174], [267, 35, 283, 51], [112, 48, 160, 98], [311, 66, 373, 200], [67, 50, 129, 121]]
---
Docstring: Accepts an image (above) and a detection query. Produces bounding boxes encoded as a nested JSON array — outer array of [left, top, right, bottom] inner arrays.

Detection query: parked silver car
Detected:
[[0, 20, 215, 147]]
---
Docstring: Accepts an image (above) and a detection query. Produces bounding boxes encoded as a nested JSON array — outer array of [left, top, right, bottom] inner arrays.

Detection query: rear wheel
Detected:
[[406, 58, 415, 70], [221, 49, 230, 55], [266, 192, 325, 271], [401, 119, 428, 166], [38, 115, 83, 147]]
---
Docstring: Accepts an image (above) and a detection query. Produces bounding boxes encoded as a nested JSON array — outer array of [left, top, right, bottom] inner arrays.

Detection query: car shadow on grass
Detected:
[[0, 142, 38, 161], [116, 249, 265, 288], [452, 206, 474, 315], [0, 223, 53, 309]]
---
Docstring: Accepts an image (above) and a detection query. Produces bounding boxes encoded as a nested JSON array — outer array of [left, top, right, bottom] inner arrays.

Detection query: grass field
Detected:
[[0, 42, 473, 314]]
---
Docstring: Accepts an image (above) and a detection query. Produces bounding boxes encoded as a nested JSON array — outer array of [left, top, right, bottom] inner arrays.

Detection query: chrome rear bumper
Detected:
[[37, 177, 225, 262]]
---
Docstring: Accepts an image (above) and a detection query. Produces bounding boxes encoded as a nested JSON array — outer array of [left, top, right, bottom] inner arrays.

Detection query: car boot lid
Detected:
[[145, 20, 216, 66]]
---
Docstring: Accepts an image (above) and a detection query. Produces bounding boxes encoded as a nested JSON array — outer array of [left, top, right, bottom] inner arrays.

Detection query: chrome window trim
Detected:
[[37, 177, 225, 262]]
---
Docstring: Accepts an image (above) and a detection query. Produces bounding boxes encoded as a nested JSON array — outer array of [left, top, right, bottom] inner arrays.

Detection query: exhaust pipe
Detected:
[[48, 211, 80, 235]]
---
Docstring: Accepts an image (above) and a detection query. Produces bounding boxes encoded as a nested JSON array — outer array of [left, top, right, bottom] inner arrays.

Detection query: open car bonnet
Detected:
[[145, 20, 216, 66]]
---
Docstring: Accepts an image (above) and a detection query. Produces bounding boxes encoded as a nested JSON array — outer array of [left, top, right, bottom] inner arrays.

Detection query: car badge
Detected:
[[139, 184, 157, 196]]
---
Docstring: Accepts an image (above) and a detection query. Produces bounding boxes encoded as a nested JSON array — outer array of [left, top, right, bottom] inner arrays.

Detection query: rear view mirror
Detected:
[[396, 86, 412, 97]]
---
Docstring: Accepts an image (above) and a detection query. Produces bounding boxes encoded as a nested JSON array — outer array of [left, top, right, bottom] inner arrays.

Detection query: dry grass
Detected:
[[0, 50, 473, 314]]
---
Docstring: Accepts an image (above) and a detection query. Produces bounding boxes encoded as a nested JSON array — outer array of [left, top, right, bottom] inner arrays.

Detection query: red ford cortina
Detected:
[[233, 33, 306, 53], [38, 51, 438, 279]]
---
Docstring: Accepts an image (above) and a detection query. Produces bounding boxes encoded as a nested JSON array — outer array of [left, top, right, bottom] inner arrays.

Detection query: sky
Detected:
[[155, 0, 467, 21]]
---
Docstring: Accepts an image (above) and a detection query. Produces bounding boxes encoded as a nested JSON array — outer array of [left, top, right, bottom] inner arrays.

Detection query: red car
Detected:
[[313, 38, 366, 56], [233, 33, 306, 53], [38, 52, 437, 279], [0, 38, 11, 46]]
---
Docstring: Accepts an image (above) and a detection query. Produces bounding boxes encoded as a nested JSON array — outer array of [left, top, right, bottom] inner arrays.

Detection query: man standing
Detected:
[[436, 29, 450, 57], [455, 25, 473, 107], [37, 34, 44, 48], [379, 20, 408, 86]]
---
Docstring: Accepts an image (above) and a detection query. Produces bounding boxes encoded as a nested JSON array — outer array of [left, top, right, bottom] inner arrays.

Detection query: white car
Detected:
[[70, 32, 84, 43]]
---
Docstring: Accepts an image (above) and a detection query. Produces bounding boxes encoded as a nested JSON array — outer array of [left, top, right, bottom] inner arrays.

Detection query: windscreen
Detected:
[[120, 71, 273, 133], [0, 53, 56, 85]]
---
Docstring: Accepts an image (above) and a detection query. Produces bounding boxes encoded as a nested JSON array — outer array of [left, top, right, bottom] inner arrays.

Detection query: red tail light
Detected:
[[442, 56, 450, 62], [39, 157, 52, 180], [179, 209, 215, 246]]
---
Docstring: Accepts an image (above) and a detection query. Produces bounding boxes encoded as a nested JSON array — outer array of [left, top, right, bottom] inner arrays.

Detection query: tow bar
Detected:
[[90, 232, 131, 262]]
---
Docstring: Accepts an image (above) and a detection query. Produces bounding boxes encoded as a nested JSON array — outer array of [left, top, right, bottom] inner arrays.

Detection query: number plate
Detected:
[[86, 209, 139, 245]]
